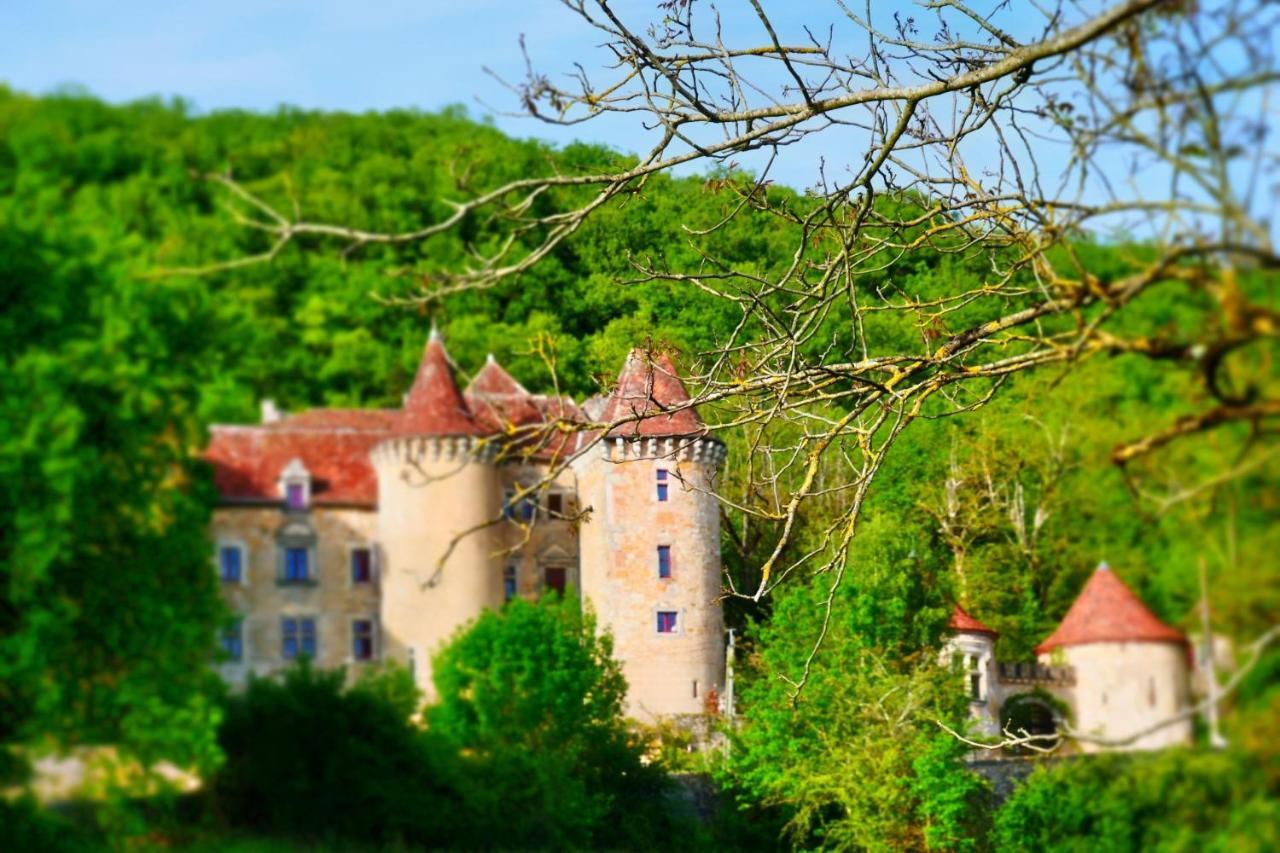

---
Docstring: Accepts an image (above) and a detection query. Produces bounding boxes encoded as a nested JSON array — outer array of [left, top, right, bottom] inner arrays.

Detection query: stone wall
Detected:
[[212, 504, 379, 687]]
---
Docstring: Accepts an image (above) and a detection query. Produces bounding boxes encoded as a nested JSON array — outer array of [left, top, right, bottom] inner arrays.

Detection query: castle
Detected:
[[205, 331, 726, 720], [203, 329, 1195, 746], [945, 564, 1193, 753]]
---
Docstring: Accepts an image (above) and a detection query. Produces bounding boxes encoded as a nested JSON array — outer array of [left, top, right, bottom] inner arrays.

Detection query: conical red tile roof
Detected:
[[1035, 564, 1186, 654], [948, 604, 998, 636], [396, 330, 484, 436], [599, 349, 705, 438], [467, 355, 529, 397]]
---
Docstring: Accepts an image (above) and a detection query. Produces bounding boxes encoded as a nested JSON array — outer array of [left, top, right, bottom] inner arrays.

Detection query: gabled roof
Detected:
[[1036, 564, 1186, 654], [206, 410, 395, 507], [599, 349, 705, 438], [397, 329, 484, 436], [948, 604, 998, 637]]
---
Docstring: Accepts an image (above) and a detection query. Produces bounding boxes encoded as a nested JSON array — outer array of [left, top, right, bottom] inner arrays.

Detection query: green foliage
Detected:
[[994, 748, 1280, 852], [0, 215, 223, 770], [0, 795, 95, 853], [727, 513, 991, 850], [212, 661, 462, 847], [429, 595, 676, 849]]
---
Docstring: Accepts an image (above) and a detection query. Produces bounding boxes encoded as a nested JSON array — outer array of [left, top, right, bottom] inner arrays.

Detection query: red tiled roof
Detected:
[[206, 410, 394, 507], [948, 604, 998, 636], [397, 332, 484, 436], [467, 355, 529, 397], [599, 349, 705, 438], [1036, 565, 1187, 654], [205, 337, 710, 505]]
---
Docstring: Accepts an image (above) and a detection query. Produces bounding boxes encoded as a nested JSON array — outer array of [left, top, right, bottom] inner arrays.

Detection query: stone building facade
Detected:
[[945, 564, 1193, 753], [205, 332, 726, 720]]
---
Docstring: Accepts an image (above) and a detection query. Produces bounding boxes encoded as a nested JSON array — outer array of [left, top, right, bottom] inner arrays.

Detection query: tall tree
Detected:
[[0, 219, 223, 770]]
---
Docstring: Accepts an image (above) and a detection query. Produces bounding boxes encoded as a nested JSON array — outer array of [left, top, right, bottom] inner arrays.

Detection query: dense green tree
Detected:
[[0, 217, 223, 770], [213, 662, 462, 846], [429, 595, 674, 849], [726, 514, 991, 850]]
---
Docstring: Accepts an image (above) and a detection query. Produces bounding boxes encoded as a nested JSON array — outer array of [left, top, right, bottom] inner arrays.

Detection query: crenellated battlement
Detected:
[[596, 435, 727, 466], [370, 435, 500, 466]]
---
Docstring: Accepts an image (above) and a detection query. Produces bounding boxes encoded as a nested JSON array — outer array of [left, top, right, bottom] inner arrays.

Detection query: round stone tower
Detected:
[[1035, 563, 1191, 752], [572, 349, 727, 721], [944, 604, 1001, 736], [371, 329, 501, 699]]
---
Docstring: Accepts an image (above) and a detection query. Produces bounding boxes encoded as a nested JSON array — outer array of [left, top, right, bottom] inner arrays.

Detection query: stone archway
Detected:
[[1000, 692, 1061, 754]]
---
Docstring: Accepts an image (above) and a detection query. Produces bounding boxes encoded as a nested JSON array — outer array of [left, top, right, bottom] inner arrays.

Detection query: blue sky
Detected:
[[2, 1, 955, 190], [3, 0, 1261, 232]]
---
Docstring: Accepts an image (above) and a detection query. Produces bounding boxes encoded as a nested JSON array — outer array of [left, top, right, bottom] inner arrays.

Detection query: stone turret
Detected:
[[1035, 563, 1191, 752], [944, 604, 1001, 736], [572, 349, 727, 720], [371, 328, 500, 699]]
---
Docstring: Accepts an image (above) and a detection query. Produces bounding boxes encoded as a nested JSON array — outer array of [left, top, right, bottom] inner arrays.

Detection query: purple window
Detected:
[[352, 619, 374, 661], [286, 482, 306, 511], [657, 545, 672, 579], [351, 548, 373, 584], [657, 611, 677, 633], [656, 469, 669, 502]]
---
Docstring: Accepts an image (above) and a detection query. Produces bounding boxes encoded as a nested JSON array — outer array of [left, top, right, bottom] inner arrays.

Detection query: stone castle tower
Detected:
[[205, 331, 726, 718], [572, 350, 727, 718]]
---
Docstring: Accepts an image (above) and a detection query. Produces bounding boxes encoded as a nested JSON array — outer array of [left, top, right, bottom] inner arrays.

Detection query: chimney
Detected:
[[260, 399, 283, 424]]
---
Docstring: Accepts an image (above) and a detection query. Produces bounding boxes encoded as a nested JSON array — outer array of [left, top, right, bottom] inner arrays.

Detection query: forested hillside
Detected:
[[1, 86, 1276, 847]]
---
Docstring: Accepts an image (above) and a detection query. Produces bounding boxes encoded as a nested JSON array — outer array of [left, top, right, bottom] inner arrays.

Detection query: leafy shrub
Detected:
[[0, 795, 95, 852], [429, 595, 679, 849], [211, 662, 461, 847], [994, 748, 1280, 852]]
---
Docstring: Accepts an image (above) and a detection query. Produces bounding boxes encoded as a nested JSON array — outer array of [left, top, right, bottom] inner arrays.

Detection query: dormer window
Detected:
[[279, 458, 312, 512]]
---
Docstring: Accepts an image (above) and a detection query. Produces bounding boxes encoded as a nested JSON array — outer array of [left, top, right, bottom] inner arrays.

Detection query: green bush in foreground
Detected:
[[994, 747, 1280, 852], [212, 662, 462, 847], [430, 594, 682, 850]]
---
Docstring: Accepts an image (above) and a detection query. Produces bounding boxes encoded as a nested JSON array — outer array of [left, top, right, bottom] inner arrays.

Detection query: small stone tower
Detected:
[[944, 605, 1001, 737], [572, 350, 727, 720], [1035, 563, 1191, 752], [371, 329, 501, 699]]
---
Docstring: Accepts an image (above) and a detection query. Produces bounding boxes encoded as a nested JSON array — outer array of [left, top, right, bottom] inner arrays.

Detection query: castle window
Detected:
[[351, 547, 373, 584], [352, 619, 375, 661], [503, 488, 537, 522], [544, 566, 567, 597], [967, 654, 983, 701], [221, 618, 244, 663], [284, 547, 311, 583], [503, 564, 518, 602], [546, 492, 564, 518], [218, 545, 243, 584], [279, 458, 312, 512], [657, 611, 678, 633], [282, 617, 316, 660], [657, 545, 672, 579], [656, 469, 669, 502]]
